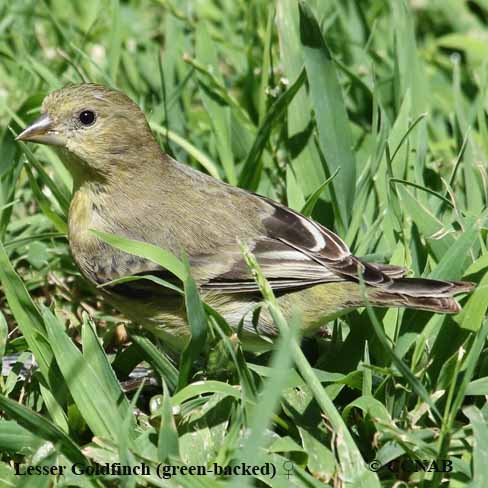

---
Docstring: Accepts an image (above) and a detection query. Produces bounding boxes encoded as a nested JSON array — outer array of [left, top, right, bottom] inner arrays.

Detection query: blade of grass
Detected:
[[195, 23, 236, 185], [301, 168, 339, 217], [131, 335, 178, 392], [0, 395, 86, 465], [238, 68, 306, 190], [150, 123, 221, 180], [463, 406, 488, 483], [241, 246, 379, 485], [42, 307, 127, 441], [299, 0, 356, 225], [276, 0, 325, 196], [157, 380, 180, 462], [177, 259, 208, 391], [229, 311, 296, 488], [0, 242, 68, 421], [390, 178, 454, 209], [91, 230, 186, 281], [81, 313, 132, 421]]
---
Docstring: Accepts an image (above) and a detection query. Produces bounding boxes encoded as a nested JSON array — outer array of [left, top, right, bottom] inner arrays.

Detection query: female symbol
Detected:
[[282, 461, 294, 480]]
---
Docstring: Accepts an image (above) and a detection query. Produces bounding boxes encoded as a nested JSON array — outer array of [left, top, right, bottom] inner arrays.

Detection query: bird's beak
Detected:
[[16, 113, 65, 146]]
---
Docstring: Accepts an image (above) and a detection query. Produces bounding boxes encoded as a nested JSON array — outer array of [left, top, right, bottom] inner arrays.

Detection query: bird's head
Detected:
[[16, 84, 159, 183]]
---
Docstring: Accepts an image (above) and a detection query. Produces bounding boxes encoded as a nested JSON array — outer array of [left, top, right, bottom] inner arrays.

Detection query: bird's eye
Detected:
[[79, 110, 96, 126]]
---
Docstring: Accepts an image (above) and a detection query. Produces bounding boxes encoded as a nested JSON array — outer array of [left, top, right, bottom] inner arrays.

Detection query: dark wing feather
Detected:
[[202, 196, 393, 293], [366, 262, 408, 279]]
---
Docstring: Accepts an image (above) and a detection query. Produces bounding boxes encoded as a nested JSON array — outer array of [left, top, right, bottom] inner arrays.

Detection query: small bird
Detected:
[[17, 84, 474, 351]]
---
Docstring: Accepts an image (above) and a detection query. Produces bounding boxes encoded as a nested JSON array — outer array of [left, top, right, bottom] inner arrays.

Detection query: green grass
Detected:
[[1, 0, 488, 486]]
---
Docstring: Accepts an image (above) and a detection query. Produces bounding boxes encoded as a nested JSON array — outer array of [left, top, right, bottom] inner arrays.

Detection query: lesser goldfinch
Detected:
[[16, 84, 474, 351]]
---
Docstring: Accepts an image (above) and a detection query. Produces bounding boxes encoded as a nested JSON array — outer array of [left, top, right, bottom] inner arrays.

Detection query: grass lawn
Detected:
[[1, 0, 488, 486]]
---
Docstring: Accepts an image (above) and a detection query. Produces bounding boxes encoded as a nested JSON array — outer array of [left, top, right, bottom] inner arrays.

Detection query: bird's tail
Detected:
[[368, 277, 474, 314]]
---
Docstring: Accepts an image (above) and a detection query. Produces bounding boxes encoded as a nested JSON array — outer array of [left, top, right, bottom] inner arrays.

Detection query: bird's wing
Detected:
[[199, 196, 395, 293]]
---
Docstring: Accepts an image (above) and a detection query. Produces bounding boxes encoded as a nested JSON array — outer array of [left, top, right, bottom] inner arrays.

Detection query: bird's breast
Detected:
[[68, 186, 166, 285], [68, 188, 108, 283], [69, 190, 97, 249]]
